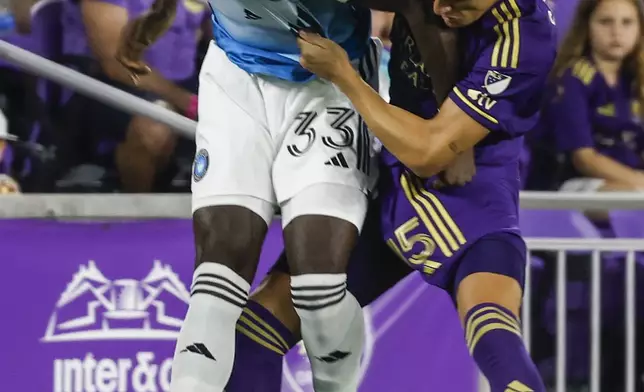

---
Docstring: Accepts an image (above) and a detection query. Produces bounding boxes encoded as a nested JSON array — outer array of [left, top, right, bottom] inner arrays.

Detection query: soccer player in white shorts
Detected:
[[120, 1, 383, 391]]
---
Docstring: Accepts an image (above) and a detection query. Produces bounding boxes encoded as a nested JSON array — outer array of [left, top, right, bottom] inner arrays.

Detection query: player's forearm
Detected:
[[336, 69, 453, 177]]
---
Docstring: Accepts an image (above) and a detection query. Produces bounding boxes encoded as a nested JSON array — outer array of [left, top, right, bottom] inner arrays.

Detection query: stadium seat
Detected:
[[519, 209, 602, 239], [609, 210, 644, 239]]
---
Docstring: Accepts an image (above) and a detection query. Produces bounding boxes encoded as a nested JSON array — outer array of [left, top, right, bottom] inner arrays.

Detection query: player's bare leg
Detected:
[[170, 205, 268, 391], [456, 268, 545, 392], [282, 187, 366, 392]]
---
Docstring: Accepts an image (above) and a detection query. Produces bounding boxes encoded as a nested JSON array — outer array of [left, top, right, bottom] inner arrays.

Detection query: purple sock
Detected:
[[225, 300, 298, 392], [464, 303, 545, 392]]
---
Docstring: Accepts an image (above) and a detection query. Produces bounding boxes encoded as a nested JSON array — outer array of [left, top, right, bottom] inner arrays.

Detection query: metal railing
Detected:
[[0, 41, 196, 137], [525, 239, 641, 392]]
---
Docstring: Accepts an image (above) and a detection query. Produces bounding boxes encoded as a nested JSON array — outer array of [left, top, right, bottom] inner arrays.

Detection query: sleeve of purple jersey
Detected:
[[447, 26, 554, 138], [547, 73, 594, 152], [449, 62, 546, 137]]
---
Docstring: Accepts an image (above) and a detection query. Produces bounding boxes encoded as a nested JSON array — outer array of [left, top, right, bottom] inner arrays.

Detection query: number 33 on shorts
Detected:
[[273, 103, 377, 202]]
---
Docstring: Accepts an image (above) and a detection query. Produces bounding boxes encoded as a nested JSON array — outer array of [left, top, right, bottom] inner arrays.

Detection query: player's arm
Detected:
[[298, 31, 544, 178], [401, 4, 472, 184], [337, 74, 486, 177], [80, 0, 193, 114]]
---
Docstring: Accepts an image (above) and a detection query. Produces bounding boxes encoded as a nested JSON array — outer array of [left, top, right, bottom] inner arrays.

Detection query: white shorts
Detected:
[[192, 40, 381, 228]]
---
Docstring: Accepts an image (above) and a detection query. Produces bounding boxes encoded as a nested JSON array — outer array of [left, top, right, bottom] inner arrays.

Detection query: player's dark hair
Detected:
[[552, 0, 644, 117]]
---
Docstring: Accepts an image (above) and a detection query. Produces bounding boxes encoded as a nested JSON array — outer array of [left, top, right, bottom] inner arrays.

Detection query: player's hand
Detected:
[[298, 31, 352, 83], [435, 149, 476, 187]]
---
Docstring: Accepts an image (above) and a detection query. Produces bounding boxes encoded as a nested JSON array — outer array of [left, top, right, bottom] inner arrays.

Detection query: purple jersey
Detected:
[[62, 0, 206, 81], [380, 0, 556, 288], [541, 57, 644, 170]]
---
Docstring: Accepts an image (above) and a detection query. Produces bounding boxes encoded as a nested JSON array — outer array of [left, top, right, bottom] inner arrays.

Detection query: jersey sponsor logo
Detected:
[[467, 89, 498, 111], [193, 149, 209, 182], [483, 70, 512, 95]]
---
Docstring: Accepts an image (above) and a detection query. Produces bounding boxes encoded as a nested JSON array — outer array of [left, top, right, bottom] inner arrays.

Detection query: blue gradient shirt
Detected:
[[208, 0, 370, 82]]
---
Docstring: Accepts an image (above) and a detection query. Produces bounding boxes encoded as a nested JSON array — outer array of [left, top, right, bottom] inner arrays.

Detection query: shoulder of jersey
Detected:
[[569, 58, 597, 86]]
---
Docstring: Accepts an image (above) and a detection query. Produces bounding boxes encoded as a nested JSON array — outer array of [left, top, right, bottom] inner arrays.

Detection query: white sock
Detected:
[[170, 262, 250, 392], [291, 273, 365, 392]]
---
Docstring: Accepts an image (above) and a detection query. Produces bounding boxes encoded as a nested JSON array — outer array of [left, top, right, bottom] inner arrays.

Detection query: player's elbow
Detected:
[[406, 146, 449, 179]]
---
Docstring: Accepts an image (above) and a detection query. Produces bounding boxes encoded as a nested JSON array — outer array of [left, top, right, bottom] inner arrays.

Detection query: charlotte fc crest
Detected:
[[483, 70, 512, 95]]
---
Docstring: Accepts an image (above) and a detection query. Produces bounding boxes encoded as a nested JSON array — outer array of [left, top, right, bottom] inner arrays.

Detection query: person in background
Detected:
[[539, 0, 644, 192], [0, 109, 20, 194], [62, 0, 207, 192]]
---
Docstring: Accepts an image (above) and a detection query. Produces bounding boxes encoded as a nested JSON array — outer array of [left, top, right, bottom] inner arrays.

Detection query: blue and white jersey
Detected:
[[209, 0, 371, 82]]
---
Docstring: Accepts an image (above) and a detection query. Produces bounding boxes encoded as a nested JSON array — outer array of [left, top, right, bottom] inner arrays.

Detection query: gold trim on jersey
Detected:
[[491, 0, 522, 68], [571, 58, 596, 85], [452, 87, 500, 124], [400, 173, 466, 257]]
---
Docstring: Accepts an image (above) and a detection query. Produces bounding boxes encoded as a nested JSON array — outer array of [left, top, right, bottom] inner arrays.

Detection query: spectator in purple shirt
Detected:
[[540, 0, 644, 192], [63, 0, 207, 192]]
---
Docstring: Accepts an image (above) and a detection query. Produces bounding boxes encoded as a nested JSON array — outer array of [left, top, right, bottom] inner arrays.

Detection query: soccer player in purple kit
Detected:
[[540, 0, 644, 192], [299, 1, 556, 388], [227, 0, 556, 390]]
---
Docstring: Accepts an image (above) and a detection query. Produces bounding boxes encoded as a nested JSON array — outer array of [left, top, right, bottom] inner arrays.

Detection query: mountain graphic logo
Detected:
[[42, 260, 190, 342]]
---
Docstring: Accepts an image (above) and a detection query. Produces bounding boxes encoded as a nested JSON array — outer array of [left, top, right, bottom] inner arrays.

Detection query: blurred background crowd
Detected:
[[1, 0, 643, 390]]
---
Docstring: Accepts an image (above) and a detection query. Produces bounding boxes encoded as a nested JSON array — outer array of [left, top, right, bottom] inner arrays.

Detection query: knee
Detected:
[[456, 272, 523, 324], [284, 215, 359, 275], [127, 116, 176, 157], [193, 206, 268, 280]]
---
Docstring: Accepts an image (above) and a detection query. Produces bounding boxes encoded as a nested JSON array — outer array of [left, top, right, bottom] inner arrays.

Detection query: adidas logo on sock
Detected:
[[180, 343, 216, 361], [315, 350, 351, 363], [324, 153, 349, 168]]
